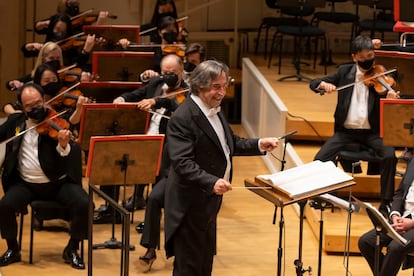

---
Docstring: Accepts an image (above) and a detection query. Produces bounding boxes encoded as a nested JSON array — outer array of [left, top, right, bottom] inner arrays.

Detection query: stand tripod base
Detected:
[[93, 238, 136, 250], [278, 74, 311, 82]]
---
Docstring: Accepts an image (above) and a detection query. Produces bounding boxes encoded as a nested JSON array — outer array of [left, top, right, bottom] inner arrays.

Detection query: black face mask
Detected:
[[357, 58, 375, 70], [42, 82, 63, 96], [27, 106, 47, 121], [53, 31, 66, 41], [162, 31, 178, 44], [184, 62, 197, 73], [159, 12, 175, 19], [163, 73, 179, 88], [66, 3, 80, 16], [45, 60, 61, 71]]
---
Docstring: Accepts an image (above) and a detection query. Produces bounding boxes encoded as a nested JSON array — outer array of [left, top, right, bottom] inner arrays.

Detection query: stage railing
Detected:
[[241, 58, 303, 173]]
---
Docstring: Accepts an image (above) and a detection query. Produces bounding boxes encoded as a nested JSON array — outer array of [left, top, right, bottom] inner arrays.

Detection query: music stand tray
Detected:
[[380, 99, 414, 147], [78, 103, 150, 151], [86, 134, 164, 276]]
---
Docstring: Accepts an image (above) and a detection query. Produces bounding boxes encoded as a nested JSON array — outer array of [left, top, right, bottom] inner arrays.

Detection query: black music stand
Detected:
[[83, 25, 141, 51], [86, 134, 164, 276], [276, 0, 326, 82], [80, 81, 142, 103]]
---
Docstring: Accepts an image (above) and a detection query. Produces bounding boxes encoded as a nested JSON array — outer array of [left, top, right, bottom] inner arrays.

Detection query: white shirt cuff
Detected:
[[56, 143, 71, 157]]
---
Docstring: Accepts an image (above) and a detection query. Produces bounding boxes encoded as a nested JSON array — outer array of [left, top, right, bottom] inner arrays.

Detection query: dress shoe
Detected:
[[125, 196, 146, 212], [32, 216, 43, 231], [93, 213, 121, 224], [139, 248, 156, 272], [136, 222, 144, 233], [63, 246, 85, 269], [0, 249, 21, 266]]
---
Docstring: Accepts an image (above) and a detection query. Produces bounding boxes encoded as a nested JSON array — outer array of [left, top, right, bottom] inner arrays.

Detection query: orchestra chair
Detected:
[[254, 0, 310, 59], [354, 0, 395, 41], [336, 143, 382, 175], [311, 0, 358, 54]]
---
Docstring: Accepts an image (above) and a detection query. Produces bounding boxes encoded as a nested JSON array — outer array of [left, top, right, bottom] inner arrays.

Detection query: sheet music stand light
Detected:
[[86, 134, 164, 276]]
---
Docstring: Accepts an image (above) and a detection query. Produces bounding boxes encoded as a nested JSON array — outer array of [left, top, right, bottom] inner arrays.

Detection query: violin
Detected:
[[71, 9, 117, 28], [363, 64, 396, 94], [162, 44, 186, 57], [36, 109, 71, 139]]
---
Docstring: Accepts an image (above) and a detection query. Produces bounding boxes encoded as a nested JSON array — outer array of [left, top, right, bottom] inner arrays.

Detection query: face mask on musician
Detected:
[[66, 2, 80, 16], [42, 82, 63, 96], [357, 58, 375, 70], [53, 31, 67, 41], [162, 31, 178, 44], [27, 106, 47, 121], [163, 73, 179, 88], [45, 60, 61, 71], [184, 62, 197, 73]]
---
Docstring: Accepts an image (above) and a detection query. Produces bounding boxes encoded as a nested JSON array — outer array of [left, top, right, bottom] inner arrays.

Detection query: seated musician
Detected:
[[309, 35, 399, 216], [119, 15, 186, 81], [23, 13, 96, 69], [359, 157, 414, 276], [0, 83, 89, 269], [6, 42, 93, 92], [93, 53, 188, 224], [35, 0, 109, 35]]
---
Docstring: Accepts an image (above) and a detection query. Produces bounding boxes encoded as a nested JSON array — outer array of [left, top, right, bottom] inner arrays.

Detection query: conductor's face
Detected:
[[198, 72, 228, 108]]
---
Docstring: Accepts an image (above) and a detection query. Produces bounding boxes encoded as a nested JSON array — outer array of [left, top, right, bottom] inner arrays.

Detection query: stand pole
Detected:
[[294, 200, 312, 276], [374, 226, 382, 276], [277, 208, 284, 276]]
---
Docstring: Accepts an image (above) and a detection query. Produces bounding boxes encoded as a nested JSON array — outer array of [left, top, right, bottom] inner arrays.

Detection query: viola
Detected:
[[162, 44, 186, 57], [363, 65, 396, 94]]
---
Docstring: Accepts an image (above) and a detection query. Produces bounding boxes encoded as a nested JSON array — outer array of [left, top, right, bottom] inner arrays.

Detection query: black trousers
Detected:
[[0, 177, 89, 241], [140, 178, 166, 249], [314, 130, 397, 201], [359, 228, 414, 276]]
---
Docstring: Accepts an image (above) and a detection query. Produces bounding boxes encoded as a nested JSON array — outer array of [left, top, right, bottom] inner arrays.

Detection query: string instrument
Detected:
[[71, 9, 117, 28], [46, 82, 81, 108], [56, 32, 86, 50], [156, 87, 189, 104], [162, 44, 186, 57], [36, 109, 71, 139], [318, 68, 397, 95], [58, 64, 99, 83], [139, 16, 189, 36], [363, 65, 396, 94]]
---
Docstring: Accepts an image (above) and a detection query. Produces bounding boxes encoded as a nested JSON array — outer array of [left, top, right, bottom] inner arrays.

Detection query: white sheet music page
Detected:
[[257, 161, 353, 198]]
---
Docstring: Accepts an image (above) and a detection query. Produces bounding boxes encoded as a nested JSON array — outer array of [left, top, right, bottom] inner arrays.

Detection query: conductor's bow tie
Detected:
[[208, 106, 221, 117]]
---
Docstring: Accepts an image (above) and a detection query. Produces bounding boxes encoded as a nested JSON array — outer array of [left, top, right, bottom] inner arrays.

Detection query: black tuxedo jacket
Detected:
[[0, 113, 82, 192], [164, 97, 263, 257], [309, 63, 386, 134], [390, 158, 414, 215]]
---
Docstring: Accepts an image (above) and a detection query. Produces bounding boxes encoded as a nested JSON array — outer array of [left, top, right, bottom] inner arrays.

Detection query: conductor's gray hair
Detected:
[[190, 60, 229, 95]]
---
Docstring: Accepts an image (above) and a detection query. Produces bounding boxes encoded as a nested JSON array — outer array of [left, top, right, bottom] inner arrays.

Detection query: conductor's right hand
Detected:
[[213, 179, 232, 195], [318, 81, 336, 94]]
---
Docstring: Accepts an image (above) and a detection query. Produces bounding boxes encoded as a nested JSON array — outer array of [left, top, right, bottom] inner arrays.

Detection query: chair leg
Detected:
[[278, 34, 283, 75], [323, 36, 327, 74], [18, 213, 24, 251], [30, 210, 34, 264], [268, 31, 277, 68], [254, 22, 265, 55]]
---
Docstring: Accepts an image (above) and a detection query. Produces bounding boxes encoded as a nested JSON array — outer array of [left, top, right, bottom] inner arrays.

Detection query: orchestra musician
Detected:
[[164, 60, 279, 275], [309, 35, 400, 216], [93, 54, 188, 224], [0, 83, 89, 269]]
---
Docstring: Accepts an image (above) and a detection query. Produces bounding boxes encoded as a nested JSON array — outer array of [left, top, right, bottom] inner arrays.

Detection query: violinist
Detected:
[[22, 13, 95, 68], [35, 0, 109, 35], [183, 42, 205, 81], [93, 54, 188, 225], [0, 83, 89, 269], [309, 35, 399, 216]]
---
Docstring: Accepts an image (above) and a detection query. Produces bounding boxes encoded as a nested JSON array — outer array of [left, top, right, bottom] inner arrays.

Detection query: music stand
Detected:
[[78, 103, 149, 151], [80, 81, 142, 103], [380, 99, 414, 147], [91, 51, 154, 82], [245, 167, 355, 276], [86, 134, 164, 276], [276, 0, 326, 82]]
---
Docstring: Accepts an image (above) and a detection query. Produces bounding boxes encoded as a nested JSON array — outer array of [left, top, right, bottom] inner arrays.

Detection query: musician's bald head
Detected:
[[161, 54, 184, 88]]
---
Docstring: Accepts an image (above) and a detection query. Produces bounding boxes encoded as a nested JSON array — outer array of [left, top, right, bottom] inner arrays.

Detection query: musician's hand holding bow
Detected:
[[141, 70, 159, 82], [386, 89, 400, 99], [96, 11, 109, 25], [118, 38, 130, 50], [57, 129, 71, 149], [213, 179, 232, 195], [318, 81, 336, 94]]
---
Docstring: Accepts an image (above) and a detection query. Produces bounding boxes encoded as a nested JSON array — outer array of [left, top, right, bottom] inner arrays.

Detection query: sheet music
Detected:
[[257, 161, 353, 198]]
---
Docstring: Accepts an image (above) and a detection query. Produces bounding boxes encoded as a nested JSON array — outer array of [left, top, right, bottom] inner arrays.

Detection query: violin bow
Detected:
[[154, 88, 190, 99], [45, 82, 81, 106], [56, 32, 85, 45], [57, 63, 78, 74], [320, 68, 397, 95], [1, 110, 69, 145], [139, 16, 189, 36], [112, 103, 171, 120]]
